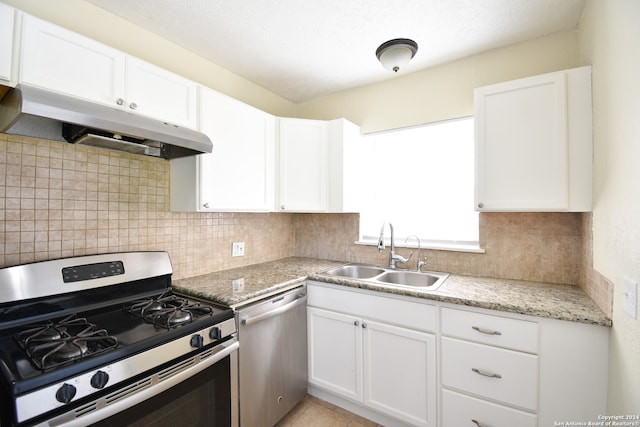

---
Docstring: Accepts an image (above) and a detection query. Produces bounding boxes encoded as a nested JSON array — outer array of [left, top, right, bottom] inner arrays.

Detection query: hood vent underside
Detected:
[[0, 85, 212, 159]]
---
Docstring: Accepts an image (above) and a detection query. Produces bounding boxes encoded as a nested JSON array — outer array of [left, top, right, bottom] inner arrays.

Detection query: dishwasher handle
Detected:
[[240, 293, 306, 326]]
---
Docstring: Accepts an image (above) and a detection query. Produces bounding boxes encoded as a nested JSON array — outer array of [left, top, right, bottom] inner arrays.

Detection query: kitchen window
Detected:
[[358, 117, 480, 251]]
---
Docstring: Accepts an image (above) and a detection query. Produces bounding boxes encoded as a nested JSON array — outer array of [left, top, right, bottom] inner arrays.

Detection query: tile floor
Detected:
[[276, 395, 383, 427]]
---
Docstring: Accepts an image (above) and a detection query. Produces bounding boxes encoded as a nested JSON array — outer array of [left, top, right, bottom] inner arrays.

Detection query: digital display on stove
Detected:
[[62, 261, 125, 283]]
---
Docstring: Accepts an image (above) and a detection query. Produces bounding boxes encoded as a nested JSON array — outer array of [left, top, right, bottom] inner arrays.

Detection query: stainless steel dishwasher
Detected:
[[236, 286, 308, 427]]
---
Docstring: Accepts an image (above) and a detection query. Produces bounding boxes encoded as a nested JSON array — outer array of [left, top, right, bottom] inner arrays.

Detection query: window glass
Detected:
[[359, 117, 478, 248]]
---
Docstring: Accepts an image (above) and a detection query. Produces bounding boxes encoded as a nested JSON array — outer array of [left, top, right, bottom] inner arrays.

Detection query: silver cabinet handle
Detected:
[[477, 202, 484, 208], [116, 98, 124, 106], [471, 420, 486, 427], [362, 323, 367, 329], [203, 203, 210, 209], [281, 205, 286, 210], [472, 326, 502, 336], [472, 368, 502, 379], [129, 102, 138, 110], [354, 320, 359, 327]]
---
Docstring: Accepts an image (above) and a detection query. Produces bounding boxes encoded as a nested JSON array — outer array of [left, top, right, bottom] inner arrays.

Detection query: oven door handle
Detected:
[[240, 294, 306, 327], [46, 338, 239, 427]]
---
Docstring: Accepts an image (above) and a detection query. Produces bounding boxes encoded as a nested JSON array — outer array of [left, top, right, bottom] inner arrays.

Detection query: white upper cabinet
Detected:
[[277, 117, 363, 213], [170, 87, 275, 212], [124, 57, 197, 129], [19, 14, 197, 129], [20, 14, 126, 109], [0, 3, 17, 85], [277, 117, 329, 212], [474, 66, 592, 212], [327, 118, 365, 213]]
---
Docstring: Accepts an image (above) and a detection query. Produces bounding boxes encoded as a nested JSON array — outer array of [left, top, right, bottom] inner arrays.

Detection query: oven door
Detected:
[[41, 338, 239, 427]]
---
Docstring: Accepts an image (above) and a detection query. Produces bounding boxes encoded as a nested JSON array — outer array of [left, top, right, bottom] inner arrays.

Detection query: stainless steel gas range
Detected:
[[0, 252, 238, 427]]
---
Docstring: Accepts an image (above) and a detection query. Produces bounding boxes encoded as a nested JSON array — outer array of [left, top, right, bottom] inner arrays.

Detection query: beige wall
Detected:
[[294, 212, 584, 284], [296, 31, 580, 133], [0, 133, 585, 288], [2, 0, 296, 117], [578, 0, 640, 414]]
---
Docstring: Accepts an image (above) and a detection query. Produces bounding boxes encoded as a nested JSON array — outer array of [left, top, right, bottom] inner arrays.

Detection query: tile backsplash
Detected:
[[0, 134, 295, 278], [1, 134, 611, 316]]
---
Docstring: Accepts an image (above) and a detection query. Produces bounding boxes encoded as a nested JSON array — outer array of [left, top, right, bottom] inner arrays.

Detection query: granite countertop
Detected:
[[173, 258, 344, 309], [173, 257, 611, 327]]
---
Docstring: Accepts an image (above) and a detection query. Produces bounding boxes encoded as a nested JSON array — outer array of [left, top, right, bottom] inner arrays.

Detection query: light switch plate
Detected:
[[623, 277, 638, 319], [232, 242, 245, 257]]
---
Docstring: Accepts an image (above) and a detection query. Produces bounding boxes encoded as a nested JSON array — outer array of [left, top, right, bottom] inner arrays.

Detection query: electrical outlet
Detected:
[[623, 277, 638, 320], [232, 278, 245, 292], [232, 242, 245, 257]]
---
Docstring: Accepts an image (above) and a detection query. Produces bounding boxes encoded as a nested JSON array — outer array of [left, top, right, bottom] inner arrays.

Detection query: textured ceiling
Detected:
[[85, 0, 586, 103]]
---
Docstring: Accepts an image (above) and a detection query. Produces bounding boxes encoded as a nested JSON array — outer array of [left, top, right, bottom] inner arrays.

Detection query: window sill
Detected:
[[354, 240, 485, 254]]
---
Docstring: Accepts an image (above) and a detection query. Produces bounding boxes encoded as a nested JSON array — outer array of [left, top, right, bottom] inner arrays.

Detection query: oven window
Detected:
[[93, 356, 231, 427]]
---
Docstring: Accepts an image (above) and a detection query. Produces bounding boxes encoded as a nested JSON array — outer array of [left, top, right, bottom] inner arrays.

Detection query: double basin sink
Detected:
[[322, 264, 449, 291]]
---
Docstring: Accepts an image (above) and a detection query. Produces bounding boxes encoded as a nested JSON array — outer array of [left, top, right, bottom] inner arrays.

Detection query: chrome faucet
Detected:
[[378, 222, 412, 269], [405, 235, 426, 272]]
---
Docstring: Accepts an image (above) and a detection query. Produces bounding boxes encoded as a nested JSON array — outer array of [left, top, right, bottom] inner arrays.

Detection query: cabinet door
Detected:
[[20, 14, 126, 108], [125, 57, 197, 129], [363, 320, 436, 427], [0, 3, 15, 84], [475, 71, 569, 211], [198, 88, 274, 211], [307, 307, 362, 402], [278, 118, 328, 212]]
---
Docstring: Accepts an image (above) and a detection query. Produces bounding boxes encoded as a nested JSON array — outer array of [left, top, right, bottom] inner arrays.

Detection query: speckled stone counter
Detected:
[[173, 257, 611, 327], [173, 258, 344, 308], [309, 270, 612, 327]]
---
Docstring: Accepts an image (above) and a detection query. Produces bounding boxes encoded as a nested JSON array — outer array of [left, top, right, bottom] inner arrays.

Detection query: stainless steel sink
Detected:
[[324, 264, 386, 279], [323, 264, 448, 291], [373, 270, 448, 290]]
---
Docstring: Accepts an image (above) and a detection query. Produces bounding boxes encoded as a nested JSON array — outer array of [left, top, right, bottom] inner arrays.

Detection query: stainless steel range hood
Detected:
[[0, 85, 212, 159]]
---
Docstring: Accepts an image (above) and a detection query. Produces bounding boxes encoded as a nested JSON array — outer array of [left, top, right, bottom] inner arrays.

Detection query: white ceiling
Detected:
[[85, 0, 586, 104]]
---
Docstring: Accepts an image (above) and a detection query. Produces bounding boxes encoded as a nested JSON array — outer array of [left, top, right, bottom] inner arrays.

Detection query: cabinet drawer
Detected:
[[441, 337, 538, 411], [442, 389, 537, 427], [307, 283, 436, 332], [441, 307, 538, 353]]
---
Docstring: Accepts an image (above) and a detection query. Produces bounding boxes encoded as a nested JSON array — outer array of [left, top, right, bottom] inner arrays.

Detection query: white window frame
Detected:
[[356, 117, 482, 253]]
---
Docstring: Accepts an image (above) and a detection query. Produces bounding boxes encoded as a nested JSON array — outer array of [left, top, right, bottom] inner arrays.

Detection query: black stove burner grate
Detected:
[[15, 315, 118, 371], [123, 292, 213, 329]]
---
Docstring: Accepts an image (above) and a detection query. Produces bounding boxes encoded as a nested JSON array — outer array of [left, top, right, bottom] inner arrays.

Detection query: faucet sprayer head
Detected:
[[377, 222, 386, 251]]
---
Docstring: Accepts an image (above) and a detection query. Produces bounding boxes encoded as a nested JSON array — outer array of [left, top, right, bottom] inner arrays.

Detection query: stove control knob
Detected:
[[209, 327, 222, 340], [55, 383, 77, 404], [91, 370, 110, 389], [190, 334, 204, 348]]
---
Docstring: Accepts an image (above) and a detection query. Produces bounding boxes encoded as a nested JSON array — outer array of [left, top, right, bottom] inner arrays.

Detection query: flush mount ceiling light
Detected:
[[376, 38, 418, 73]]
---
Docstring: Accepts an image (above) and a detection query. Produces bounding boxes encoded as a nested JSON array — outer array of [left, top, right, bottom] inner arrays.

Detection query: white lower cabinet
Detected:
[[364, 320, 435, 425], [307, 284, 609, 427], [441, 337, 538, 411], [307, 307, 363, 402], [440, 305, 609, 427], [442, 389, 537, 427], [307, 283, 437, 426]]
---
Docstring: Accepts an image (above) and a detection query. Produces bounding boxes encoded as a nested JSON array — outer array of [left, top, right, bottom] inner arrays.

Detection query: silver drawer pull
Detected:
[[472, 326, 502, 336], [471, 419, 486, 427], [472, 368, 502, 379]]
